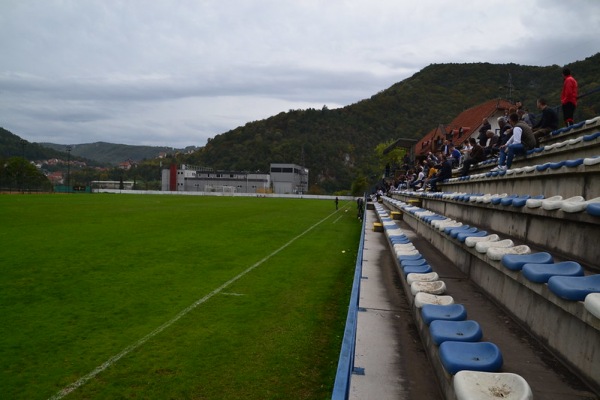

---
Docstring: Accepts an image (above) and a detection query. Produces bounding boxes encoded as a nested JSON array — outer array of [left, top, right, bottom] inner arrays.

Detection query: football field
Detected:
[[0, 194, 360, 399]]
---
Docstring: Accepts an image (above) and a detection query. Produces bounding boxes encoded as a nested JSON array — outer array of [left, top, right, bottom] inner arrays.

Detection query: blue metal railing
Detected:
[[331, 199, 367, 399]]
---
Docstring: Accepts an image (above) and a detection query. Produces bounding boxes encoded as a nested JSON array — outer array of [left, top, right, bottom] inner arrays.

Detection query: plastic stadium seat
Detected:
[[584, 156, 600, 166], [501, 252, 554, 271], [398, 254, 424, 262], [475, 239, 514, 254], [414, 293, 454, 308], [584, 293, 600, 319], [411, 280, 446, 295], [406, 272, 439, 285], [549, 161, 566, 170], [522, 261, 584, 283], [421, 304, 467, 325], [453, 371, 533, 400], [487, 245, 531, 261], [457, 230, 488, 243], [560, 197, 589, 213], [527, 195, 560, 208], [583, 131, 600, 141], [403, 265, 433, 275], [512, 195, 542, 208], [400, 258, 428, 267], [465, 234, 499, 248], [587, 202, 600, 217], [439, 341, 503, 375], [542, 196, 584, 211], [536, 163, 552, 172], [429, 320, 483, 345], [547, 275, 600, 301], [444, 225, 471, 235], [492, 194, 517, 205], [565, 158, 584, 168], [501, 194, 529, 206], [451, 227, 478, 239]]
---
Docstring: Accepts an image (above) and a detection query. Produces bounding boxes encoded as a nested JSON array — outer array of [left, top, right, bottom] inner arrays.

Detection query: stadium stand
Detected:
[[335, 115, 600, 399]]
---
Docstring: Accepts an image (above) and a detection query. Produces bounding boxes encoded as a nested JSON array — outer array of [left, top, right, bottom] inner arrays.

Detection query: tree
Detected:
[[0, 157, 52, 192]]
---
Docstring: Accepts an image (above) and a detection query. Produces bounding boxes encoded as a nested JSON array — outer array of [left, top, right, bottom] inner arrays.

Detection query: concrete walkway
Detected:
[[350, 209, 443, 400]]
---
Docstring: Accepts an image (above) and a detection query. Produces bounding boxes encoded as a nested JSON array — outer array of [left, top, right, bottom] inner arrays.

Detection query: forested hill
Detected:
[[183, 53, 600, 193]]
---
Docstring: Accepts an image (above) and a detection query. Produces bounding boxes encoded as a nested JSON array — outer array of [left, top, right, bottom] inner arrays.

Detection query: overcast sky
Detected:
[[1, 0, 599, 148]]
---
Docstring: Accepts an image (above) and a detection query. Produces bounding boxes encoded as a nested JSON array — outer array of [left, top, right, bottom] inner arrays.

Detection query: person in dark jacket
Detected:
[[477, 118, 492, 146], [532, 98, 558, 146], [461, 138, 485, 176], [429, 155, 452, 192]]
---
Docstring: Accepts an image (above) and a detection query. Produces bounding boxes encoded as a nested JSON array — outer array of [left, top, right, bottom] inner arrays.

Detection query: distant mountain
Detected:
[[183, 53, 600, 192], [0, 127, 89, 163], [39, 142, 197, 165]]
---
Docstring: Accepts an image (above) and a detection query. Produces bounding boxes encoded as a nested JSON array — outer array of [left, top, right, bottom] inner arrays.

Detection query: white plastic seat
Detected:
[[542, 196, 584, 211], [584, 157, 600, 166], [453, 371, 533, 400], [562, 196, 600, 213], [414, 292, 454, 308], [487, 245, 531, 261], [411, 280, 447, 295], [584, 293, 600, 319], [465, 234, 500, 248], [526, 195, 561, 208], [475, 239, 514, 254], [406, 272, 439, 285], [484, 193, 507, 204]]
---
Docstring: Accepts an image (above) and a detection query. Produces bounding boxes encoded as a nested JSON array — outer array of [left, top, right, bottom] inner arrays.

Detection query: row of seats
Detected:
[[544, 116, 600, 141], [394, 189, 600, 216], [448, 155, 600, 182], [373, 202, 534, 400], [383, 197, 600, 319]]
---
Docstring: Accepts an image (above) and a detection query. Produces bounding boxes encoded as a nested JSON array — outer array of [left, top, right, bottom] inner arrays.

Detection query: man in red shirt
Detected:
[[561, 67, 578, 127]]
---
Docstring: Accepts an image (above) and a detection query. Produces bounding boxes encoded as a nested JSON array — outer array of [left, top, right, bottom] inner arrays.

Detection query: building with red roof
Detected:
[[415, 99, 514, 157]]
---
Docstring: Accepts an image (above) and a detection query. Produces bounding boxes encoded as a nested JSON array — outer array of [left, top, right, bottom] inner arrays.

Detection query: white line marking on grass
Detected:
[[48, 209, 337, 400], [333, 214, 344, 224]]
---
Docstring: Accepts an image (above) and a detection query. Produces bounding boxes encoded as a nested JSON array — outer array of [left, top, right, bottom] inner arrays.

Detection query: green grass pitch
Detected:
[[0, 194, 361, 399]]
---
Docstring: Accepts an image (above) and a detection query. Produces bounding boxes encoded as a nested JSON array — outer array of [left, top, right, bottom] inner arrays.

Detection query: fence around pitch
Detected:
[[331, 200, 367, 400]]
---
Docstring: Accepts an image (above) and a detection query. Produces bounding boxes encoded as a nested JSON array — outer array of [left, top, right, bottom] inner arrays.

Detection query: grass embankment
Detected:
[[0, 194, 360, 399]]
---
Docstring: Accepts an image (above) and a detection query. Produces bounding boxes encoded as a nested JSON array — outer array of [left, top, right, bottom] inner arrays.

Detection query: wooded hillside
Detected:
[[183, 53, 600, 193]]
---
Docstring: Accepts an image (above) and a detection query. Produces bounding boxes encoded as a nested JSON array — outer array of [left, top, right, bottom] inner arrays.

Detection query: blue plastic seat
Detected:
[[444, 225, 471, 235], [421, 304, 467, 325], [536, 163, 552, 172], [512, 194, 542, 207], [549, 160, 566, 170], [565, 158, 584, 168], [430, 320, 483, 345], [522, 261, 584, 283], [501, 252, 554, 271], [587, 203, 600, 217], [390, 237, 411, 245], [451, 227, 478, 239], [439, 341, 503, 375], [401, 258, 428, 267], [403, 264, 433, 275], [548, 275, 600, 301], [583, 131, 600, 142], [457, 230, 488, 243], [492, 195, 516, 205], [398, 254, 424, 262], [501, 194, 529, 206]]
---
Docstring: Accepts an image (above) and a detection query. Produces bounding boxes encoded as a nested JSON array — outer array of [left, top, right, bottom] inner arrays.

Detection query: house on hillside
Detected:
[[415, 99, 513, 157]]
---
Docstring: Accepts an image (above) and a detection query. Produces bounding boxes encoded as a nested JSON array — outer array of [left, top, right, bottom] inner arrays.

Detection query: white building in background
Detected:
[[161, 164, 270, 193], [161, 163, 309, 194], [270, 163, 308, 194]]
